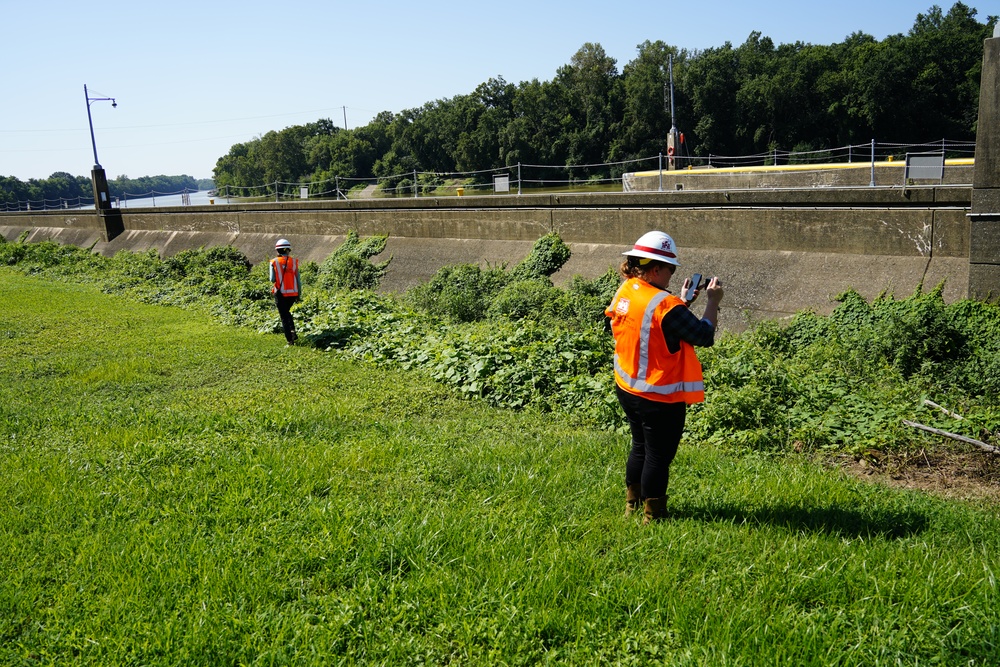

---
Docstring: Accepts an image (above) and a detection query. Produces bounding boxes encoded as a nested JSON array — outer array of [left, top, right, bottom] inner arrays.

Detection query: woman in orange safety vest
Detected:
[[605, 231, 724, 524], [269, 238, 301, 345]]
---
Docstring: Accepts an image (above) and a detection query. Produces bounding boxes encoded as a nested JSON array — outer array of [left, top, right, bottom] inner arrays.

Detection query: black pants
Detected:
[[274, 294, 298, 343], [616, 385, 687, 499]]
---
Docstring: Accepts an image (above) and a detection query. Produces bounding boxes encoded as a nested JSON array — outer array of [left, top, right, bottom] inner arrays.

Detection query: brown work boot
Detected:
[[625, 485, 642, 517], [643, 497, 668, 525]]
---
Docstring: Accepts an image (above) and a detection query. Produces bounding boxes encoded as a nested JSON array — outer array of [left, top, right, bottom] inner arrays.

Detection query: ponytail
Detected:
[[619, 256, 668, 280]]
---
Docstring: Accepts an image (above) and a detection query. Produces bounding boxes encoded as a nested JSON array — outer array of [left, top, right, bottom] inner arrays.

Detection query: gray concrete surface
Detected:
[[971, 35, 1000, 300], [626, 162, 974, 192], [1, 184, 974, 332]]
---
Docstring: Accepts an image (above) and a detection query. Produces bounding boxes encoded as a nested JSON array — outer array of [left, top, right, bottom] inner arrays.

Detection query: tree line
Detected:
[[1, 173, 207, 208], [210, 2, 995, 193]]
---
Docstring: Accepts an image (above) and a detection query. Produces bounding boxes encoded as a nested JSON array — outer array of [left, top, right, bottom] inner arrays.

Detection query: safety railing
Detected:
[[1, 139, 978, 211]]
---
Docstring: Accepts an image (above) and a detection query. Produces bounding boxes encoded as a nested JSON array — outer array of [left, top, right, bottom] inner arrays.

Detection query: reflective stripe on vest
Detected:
[[607, 278, 705, 404], [271, 257, 299, 297], [635, 290, 669, 382], [613, 355, 705, 397]]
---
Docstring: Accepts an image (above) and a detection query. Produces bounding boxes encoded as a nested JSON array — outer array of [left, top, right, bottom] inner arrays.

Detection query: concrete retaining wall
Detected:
[[971, 36, 1000, 300], [0, 186, 972, 331], [627, 161, 974, 192]]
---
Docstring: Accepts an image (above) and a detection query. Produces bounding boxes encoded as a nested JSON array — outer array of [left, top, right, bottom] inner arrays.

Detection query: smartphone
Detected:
[[684, 273, 702, 302]]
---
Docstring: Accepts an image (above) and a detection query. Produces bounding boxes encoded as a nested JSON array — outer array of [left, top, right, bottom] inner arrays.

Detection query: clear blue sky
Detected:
[[2, 0, 994, 182]]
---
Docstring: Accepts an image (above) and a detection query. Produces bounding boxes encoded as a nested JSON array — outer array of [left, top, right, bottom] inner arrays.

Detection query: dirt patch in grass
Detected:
[[827, 447, 1000, 503]]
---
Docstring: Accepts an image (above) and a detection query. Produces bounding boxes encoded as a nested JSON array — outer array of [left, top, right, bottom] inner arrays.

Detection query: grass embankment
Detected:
[[4, 233, 999, 460], [2, 271, 999, 665]]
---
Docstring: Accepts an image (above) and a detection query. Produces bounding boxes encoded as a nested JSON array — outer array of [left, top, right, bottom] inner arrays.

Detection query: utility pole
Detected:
[[343, 106, 348, 131]]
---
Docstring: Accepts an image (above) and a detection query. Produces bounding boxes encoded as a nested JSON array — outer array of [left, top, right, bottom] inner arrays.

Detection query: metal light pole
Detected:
[[83, 85, 116, 212], [84, 84, 116, 168]]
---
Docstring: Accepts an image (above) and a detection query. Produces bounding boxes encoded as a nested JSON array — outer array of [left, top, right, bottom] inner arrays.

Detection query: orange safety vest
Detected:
[[270, 256, 300, 297], [606, 277, 705, 404]]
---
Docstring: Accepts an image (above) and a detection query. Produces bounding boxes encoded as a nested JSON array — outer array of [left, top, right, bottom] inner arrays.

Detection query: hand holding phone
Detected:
[[683, 273, 702, 302]]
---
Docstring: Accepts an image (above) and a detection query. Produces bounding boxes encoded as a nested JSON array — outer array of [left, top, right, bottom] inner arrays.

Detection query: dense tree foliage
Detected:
[[107, 174, 200, 198], [0, 173, 92, 207], [210, 3, 994, 192], [1, 173, 201, 208]]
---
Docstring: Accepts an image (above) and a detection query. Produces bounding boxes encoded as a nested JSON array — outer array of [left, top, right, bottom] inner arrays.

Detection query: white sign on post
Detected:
[[903, 152, 945, 183], [494, 175, 510, 193], [300, 187, 309, 199]]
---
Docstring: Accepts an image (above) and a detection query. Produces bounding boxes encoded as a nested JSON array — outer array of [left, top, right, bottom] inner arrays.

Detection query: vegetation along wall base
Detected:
[[0, 185, 975, 330]]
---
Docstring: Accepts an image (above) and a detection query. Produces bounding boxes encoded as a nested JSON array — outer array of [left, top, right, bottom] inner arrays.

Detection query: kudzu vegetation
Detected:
[[2, 230, 998, 456]]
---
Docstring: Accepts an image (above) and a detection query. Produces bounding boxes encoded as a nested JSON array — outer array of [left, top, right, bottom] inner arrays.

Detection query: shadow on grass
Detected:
[[673, 500, 928, 539]]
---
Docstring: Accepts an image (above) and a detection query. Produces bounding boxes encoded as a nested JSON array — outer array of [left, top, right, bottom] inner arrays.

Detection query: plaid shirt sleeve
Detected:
[[660, 301, 716, 350]]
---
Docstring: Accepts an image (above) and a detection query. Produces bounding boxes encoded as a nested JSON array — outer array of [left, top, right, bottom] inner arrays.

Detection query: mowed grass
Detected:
[[1, 270, 998, 666]]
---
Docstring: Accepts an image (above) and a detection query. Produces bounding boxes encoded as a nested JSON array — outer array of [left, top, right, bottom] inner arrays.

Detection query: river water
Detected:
[[117, 189, 229, 208]]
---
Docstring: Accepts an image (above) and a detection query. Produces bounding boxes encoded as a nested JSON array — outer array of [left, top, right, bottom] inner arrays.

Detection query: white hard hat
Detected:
[[622, 231, 680, 266], [275, 238, 291, 250]]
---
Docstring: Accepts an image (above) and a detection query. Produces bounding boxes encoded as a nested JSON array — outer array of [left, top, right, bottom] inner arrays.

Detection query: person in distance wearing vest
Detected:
[[270, 238, 301, 345], [605, 231, 723, 524]]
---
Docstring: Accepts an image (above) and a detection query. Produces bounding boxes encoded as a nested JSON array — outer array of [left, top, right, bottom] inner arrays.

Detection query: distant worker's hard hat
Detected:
[[275, 238, 292, 251], [622, 231, 680, 266]]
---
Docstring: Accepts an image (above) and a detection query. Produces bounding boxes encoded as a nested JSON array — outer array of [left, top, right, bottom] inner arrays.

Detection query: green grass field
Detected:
[[1, 271, 998, 665]]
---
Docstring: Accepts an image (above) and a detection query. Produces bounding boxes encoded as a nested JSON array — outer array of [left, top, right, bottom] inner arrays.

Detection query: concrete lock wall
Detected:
[[626, 161, 974, 192], [0, 185, 973, 331], [971, 34, 1000, 300]]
